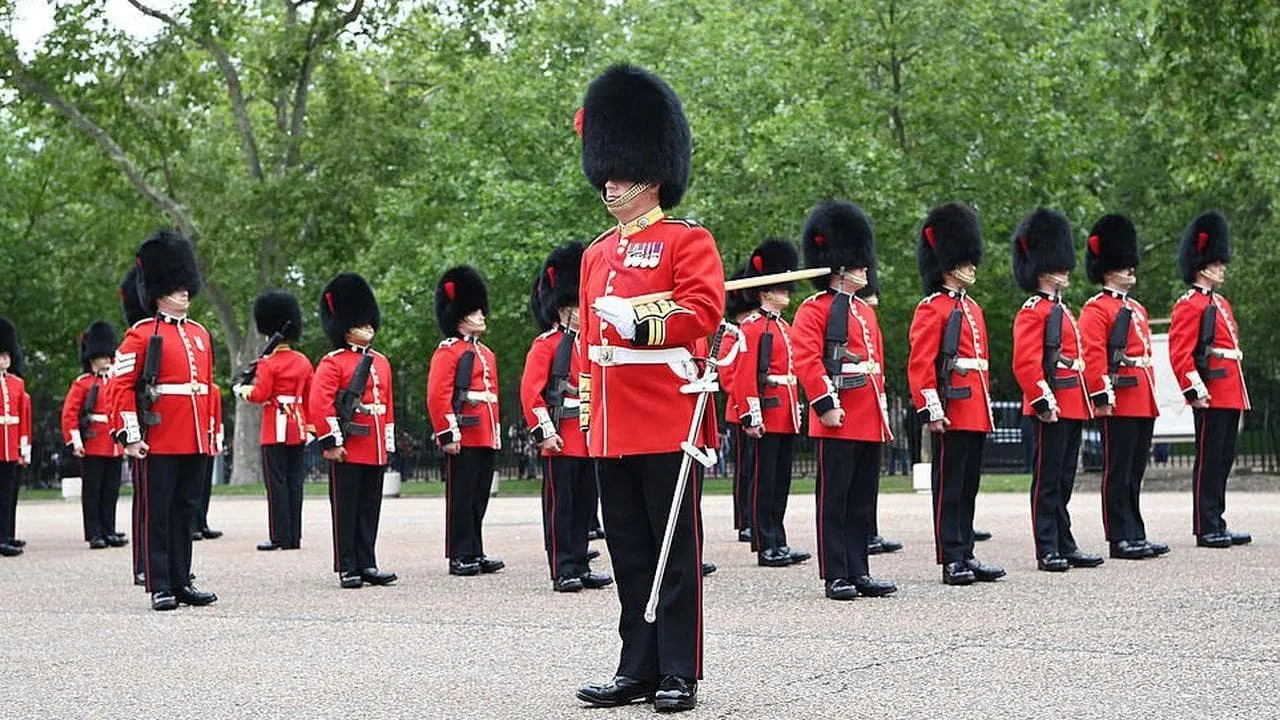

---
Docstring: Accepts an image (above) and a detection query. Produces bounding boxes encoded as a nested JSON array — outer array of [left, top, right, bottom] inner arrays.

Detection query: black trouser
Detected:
[[816, 439, 881, 580], [732, 424, 755, 531], [1101, 417, 1154, 542], [190, 456, 215, 534], [0, 462, 16, 544], [599, 452, 702, 682], [263, 444, 306, 546], [1030, 418, 1082, 557], [130, 458, 146, 578], [444, 447, 495, 561], [1192, 408, 1241, 536], [930, 430, 986, 565], [328, 461, 385, 574], [750, 433, 795, 554], [542, 455, 595, 580], [79, 456, 123, 541], [136, 454, 206, 593]]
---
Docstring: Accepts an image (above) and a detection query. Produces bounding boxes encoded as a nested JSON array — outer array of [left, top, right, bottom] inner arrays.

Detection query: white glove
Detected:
[[385, 422, 396, 453], [592, 296, 637, 340], [232, 383, 253, 400]]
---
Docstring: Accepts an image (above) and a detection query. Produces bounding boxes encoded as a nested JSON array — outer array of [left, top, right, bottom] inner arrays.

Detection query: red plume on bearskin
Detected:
[[435, 265, 489, 338], [319, 272, 380, 349], [802, 200, 876, 290], [916, 202, 984, 292], [1178, 211, 1230, 285], [1085, 214, 1140, 284]]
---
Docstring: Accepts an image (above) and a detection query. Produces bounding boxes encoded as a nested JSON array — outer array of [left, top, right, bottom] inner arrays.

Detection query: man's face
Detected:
[[91, 356, 112, 373], [459, 309, 486, 335], [1106, 268, 1136, 291], [760, 288, 790, 309], [560, 305, 580, 331], [949, 262, 977, 287], [603, 179, 661, 221], [1043, 270, 1071, 290], [0, 352, 9, 371], [165, 289, 190, 309], [346, 324, 375, 346], [1201, 261, 1227, 284]]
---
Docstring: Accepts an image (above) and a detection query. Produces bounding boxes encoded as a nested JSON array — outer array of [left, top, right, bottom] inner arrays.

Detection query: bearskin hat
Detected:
[[254, 290, 303, 342], [79, 321, 118, 371], [741, 238, 799, 296], [528, 276, 552, 333], [135, 229, 202, 309], [580, 64, 692, 210], [119, 266, 153, 326], [1178, 211, 1231, 285], [725, 265, 758, 319], [435, 265, 489, 338], [0, 317, 23, 378], [532, 242, 585, 330], [1011, 208, 1077, 293], [319, 272, 380, 349], [802, 200, 876, 290], [1085, 214, 1140, 285], [917, 202, 984, 292]]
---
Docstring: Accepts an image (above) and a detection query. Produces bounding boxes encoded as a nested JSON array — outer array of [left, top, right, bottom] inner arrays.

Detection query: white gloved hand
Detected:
[[232, 383, 253, 400], [592, 296, 637, 340]]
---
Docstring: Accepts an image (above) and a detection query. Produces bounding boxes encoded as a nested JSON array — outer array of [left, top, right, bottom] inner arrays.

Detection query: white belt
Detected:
[[588, 345, 692, 367], [88, 413, 109, 423], [275, 395, 301, 405], [1210, 348, 1243, 361], [563, 397, 582, 409], [839, 362, 880, 375], [0, 416, 18, 426], [766, 374, 798, 385], [954, 358, 989, 371], [155, 382, 209, 396], [1122, 356, 1153, 368], [1057, 358, 1085, 372], [360, 403, 388, 415], [465, 391, 497, 404]]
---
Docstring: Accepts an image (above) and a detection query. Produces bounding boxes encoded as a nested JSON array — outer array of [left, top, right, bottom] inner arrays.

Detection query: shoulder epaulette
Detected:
[[323, 348, 344, 359], [661, 217, 701, 228], [1084, 292, 1104, 305], [916, 292, 941, 307], [1177, 289, 1196, 302], [187, 319, 207, 332], [802, 291, 825, 305], [75, 372, 91, 381], [536, 328, 559, 340], [741, 311, 764, 324], [1021, 296, 1042, 310], [130, 318, 153, 330], [438, 337, 459, 348]]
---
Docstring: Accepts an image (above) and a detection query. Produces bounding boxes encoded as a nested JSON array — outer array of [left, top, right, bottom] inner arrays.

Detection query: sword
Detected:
[[628, 267, 830, 305]]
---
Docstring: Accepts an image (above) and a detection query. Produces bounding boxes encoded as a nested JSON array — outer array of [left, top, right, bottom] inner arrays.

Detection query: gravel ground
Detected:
[[0, 488, 1275, 719]]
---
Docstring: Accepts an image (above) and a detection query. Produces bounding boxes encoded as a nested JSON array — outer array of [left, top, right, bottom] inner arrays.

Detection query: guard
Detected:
[[1168, 212, 1251, 548], [62, 321, 126, 550], [0, 318, 31, 557]]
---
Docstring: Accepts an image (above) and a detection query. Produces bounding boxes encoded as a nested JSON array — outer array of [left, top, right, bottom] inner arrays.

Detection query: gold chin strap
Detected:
[[602, 182, 653, 209], [1201, 267, 1225, 285], [952, 266, 977, 286]]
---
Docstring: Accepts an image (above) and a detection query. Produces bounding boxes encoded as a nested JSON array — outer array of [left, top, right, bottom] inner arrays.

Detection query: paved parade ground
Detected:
[[1, 489, 1276, 719]]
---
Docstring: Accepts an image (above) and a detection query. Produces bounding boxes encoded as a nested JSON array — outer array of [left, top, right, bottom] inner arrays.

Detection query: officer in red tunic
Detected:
[[721, 272, 756, 544], [309, 272, 398, 588], [732, 239, 810, 569], [235, 290, 313, 551], [521, 243, 614, 593], [0, 318, 31, 557], [1011, 209, 1103, 573], [1079, 214, 1168, 560], [791, 201, 897, 600], [1168, 212, 1252, 548], [110, 230, 219, 610], [116, 266, 153, 584], [426, 266, 504, 577], [907, 203, 1005, 586], [62, 321, 127, 549], [572, 65, 721, 713]]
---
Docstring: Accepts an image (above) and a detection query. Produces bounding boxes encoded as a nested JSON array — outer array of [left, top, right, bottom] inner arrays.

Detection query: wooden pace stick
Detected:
[[624, 267, 835, 305]]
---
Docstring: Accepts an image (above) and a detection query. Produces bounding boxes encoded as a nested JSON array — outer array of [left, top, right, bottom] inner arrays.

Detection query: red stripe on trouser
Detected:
[[141, 458, 152, 591], [750, 437, 761, 551], [1100, 420, 1111, 539]]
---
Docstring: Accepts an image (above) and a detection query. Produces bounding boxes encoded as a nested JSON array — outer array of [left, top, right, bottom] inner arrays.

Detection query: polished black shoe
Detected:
[[257, 540, 281, 551], [1063, 550, 1105, 568], [89, 536, 108, 550], [280, 543, 301, 550], [654, 675, 697, 713], [361, 568, 398, 586], [151, 592, 178, 611], [868, 535, 903, 555], [701, 562, 717, 576], [586, 528, 606, 542], [942, 562, 975, 585], [449, 558, 481, 576], [1110, 540, 1153, 560], [852, 575, 897, 597], [477, 556, 505, 573], [339, 572, 364, 589], [8, 538, 25, 548], [758, 548, 792, 567], [177, 585, 218, 606], [1196, 533, 1232, 548], [964, 558, 1007, 581], [576, 676, 656, 707], [1227, 530, 1252, 546], [200, 528, 223, 540], [737, 527, 753, 543], [824, 578, 858, 600], [134, 572, 146, 586], [1038, 553, 1070, 572], [0, 543, 22, 557], [782, 546, 811, 564], [586, 548, 600, 561], [105, 534, 128, 547], [554, 576, 584, 592], [580, 570, 614, 589], [1143, 539, 1170, 556], [974, 529, 993, 542]]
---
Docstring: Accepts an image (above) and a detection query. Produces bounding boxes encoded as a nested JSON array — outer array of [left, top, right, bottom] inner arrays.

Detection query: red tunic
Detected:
[[520, 326, 588, 458], [1012, 294, 1093, 421], [245, 348, 314, 446], [732, 311, 800, 434], [61, 373, 122, 458], [427, 337, 501, 449], [792, 291, 893, 442], [1078, 290, 1159, 418], [578, 214, 725, 458], [907, 290, 994, 433], [109, 316, 215, 455], [0, 372, 31, 464], [1168, 286, 1250, 410], [308, 347, 396, 466]]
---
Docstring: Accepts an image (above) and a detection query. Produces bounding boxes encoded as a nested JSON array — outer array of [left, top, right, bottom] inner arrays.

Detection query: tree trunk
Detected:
[[231, 398, 264, 485]]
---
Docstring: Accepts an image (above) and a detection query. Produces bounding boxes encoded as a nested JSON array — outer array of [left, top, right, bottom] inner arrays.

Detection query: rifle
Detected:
[[1193, 304, 1226, 379], [237, 322, 290, 386], [78, 382, 100, 439], [335, 352, 374, 440], [824, 292, 867, 391], [756, 331, 781, 408], [1043, 302, 1064, 389], [1107, 307, 1137, 389], [545, 331, 577, 426], [136, 334, 164, 437], [935, 306, 967, 411], [452, 350, 480, 428]]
